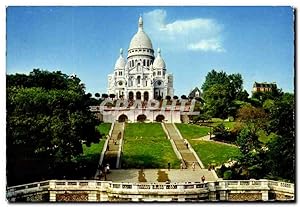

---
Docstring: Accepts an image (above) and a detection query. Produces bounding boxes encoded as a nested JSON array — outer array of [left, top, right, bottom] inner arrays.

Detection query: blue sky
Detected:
[[6, 6, 294, 96]]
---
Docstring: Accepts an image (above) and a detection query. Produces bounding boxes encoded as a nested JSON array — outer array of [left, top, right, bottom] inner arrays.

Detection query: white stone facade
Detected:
[[107, 16, 174, 100], [102, 109, 181, 123]]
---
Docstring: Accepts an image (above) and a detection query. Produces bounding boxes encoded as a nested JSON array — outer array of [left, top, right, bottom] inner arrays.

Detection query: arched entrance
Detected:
[[129, 91, 134, 100], [136, 91, 141, 100], [156, 114, 165, 122], [144, 91, 149, 101], [137, 114, 147, 122], [118, 114, 128, 122]]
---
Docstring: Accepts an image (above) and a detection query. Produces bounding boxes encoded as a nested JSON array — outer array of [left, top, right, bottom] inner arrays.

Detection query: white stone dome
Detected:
[[153, 48, 166, 69], [114, 48, 126, 69], [129, 16, 153, 50]]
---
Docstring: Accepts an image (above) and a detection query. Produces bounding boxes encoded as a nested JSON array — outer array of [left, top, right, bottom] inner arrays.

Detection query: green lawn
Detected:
[[97, 123, 112, 137], [190, 140, 241, 167], [72, 123, 111, 178], [122, 123, 180, 169], [73, 138, 106, 178], [82, 139, 106, 157], [176, 123, 211, 139]]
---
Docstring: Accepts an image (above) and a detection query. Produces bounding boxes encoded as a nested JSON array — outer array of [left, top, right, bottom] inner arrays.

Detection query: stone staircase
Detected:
[[102, 122, 124, 169], [164, 123, 201, 169]]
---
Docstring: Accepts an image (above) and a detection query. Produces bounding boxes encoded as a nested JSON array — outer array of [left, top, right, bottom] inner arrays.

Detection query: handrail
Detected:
[[116, 122, 125, 168], [161, 123, 186, 169], [96, 122, 115, 178], [7, 179, 294, 200]]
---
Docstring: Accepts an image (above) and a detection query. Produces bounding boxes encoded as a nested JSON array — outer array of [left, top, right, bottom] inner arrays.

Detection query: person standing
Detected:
[[201, 175, 205, 183], [104, 166, 108, 180], [106, 164, 110, 174], [168, 162, 171, 171], [184, 140, 188, 149], [180, 163, 183, 170], [192, 162, 195, 171]]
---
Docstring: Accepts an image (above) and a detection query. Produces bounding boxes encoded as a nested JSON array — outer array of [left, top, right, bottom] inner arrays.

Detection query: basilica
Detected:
[[107, 16, 174, 101]]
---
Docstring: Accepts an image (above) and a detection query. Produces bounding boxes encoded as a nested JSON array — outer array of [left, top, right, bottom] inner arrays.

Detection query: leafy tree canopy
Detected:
[[7, 69, 101, 185], [201, 70, 247, 118]]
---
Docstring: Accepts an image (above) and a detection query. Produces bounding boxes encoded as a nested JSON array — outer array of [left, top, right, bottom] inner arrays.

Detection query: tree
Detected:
[[237, 90, 249, 102], [213, 123, 230, 140], [235, 125, 265, 179], [181, 95, 187, 99], [101, 93, 109, 99], [201, 70, 229, 93], [237, 105, 267, 129], [203, 84, 231, 119], [252, 87, 283, 105], [95, 92, 100, 99], [7, 69, 101, 186], [265, 93, 295, 181], [109, 94, 116, 99], [201, 70, 245, 118], [192, 113, 211, 123]]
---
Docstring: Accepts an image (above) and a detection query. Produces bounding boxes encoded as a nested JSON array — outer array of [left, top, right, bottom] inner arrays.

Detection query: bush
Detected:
[[213, 123, 238, 143], [223, 170, 233, 179]]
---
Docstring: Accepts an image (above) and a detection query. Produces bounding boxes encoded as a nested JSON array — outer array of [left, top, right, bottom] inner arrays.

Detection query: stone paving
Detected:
[[96, 122, 219, 183], [164, 123, 200, 169], [104, 168, 218, 183], [102, 122, 123, 169]]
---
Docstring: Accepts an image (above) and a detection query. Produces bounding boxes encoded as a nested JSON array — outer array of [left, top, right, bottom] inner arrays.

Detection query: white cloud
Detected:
[[188, 39, 226, 52], [143, 9, 225, 52]]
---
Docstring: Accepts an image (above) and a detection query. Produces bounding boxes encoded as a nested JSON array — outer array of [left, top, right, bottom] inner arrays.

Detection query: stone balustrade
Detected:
[[6, 179, 294, 202]]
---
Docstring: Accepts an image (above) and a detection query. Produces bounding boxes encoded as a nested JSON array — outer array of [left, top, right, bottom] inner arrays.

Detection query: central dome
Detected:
[[128, 16, 153, 50]]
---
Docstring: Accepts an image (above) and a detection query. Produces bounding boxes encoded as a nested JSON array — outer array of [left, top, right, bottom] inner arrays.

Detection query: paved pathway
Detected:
[[192, 134, 237, 147], [102, 122, 124, 169], [163, 123, 201, 169], [104, 169, 217, 183]]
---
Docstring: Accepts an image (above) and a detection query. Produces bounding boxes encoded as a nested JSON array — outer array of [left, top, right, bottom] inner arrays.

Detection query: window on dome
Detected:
[[143, 59, 146, 66], [158, 71, 161, 75], [147, 60, 149, 66], [119, 71, 122, 76], [115, 72, 117, 76], [153, 72, 156, 76], [143, 49, 145, 52]]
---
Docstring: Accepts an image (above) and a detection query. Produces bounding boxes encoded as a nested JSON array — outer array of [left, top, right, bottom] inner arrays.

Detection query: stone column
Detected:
[[88, 192, 97, 202], [209, 192, 217, 201], [208, 182, 217, 201], [49, 191, 56, 202], [219, 191, 227, 201], [88, 182, 97, 202], [260, 179, 269, 201], [100, 192, 109, 201], [49, 180, 56, 202]]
